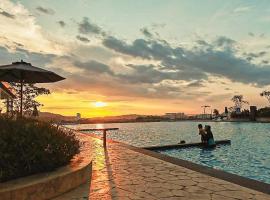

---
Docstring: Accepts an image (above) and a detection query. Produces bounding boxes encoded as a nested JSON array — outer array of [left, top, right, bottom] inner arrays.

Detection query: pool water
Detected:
[[156, 144, 270, 184], [67, 121, 270, 184]]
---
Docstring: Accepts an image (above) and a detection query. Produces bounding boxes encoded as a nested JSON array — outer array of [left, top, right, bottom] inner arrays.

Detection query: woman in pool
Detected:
[[198, 124, 207, 143], [205, 125, 216, 147]]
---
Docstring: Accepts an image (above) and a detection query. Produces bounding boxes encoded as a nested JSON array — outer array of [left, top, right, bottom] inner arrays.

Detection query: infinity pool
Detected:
[[67, 121, 270, 184]]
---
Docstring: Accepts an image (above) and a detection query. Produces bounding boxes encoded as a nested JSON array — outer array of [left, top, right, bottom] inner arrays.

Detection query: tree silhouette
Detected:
[[213, 109, 219, 116], [231, 95, 249, 111], [10, 83, 50, 116], [260, 90, 270, 105]]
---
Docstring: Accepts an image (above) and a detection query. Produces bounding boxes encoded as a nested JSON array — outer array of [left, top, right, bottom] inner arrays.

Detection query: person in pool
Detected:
[[198, 124, 207, 143], [204, 125, 216, 147]]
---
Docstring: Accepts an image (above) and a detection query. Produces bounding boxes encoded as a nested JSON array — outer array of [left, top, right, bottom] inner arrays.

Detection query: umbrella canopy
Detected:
[[0, 61, 65, 83], [0, 60, 65, 116]]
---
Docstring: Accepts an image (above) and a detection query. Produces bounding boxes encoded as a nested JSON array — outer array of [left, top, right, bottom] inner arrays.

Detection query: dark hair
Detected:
[[205, 125, 211, 131], [198, 124, 203, 128]]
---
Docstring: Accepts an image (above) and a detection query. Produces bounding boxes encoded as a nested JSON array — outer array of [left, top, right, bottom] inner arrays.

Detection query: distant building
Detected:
[[76, 113, 81, 121], [165, 112, 186, 120], [195, 114, 212, 119]]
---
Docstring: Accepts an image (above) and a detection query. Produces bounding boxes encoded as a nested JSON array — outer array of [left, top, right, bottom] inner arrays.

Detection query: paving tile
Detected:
[[215, 190, 254, 199], [53, 133, 270, 200], [211, 194, 238, 200]]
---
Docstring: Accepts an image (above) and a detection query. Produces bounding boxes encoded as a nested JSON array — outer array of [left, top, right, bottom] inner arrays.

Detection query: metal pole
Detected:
[[6, 98, 9, 114], [20, 79, 23, 117], [103, 130, 107, 147]]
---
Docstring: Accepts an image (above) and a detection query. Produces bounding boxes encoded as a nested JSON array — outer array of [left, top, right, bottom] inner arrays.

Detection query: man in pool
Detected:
[[198, 124, 207, 143]]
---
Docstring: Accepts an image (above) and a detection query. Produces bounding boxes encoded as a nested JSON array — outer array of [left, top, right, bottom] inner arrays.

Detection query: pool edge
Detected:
[[72, 130, 270, 195], [122, 143, 270, 195]]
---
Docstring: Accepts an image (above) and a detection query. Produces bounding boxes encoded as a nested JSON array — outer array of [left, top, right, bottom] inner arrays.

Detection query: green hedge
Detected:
[[0, 117, 80, 182]]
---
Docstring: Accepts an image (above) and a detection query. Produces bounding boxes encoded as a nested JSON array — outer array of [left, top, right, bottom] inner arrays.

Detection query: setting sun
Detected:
[[93, 101, 107, 108]]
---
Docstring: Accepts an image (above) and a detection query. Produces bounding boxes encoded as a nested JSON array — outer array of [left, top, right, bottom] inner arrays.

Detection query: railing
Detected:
[[78, 128, 119, 147]]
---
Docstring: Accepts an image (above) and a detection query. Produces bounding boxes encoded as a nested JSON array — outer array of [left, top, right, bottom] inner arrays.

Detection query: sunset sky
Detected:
[[1, 0, 270, 117]]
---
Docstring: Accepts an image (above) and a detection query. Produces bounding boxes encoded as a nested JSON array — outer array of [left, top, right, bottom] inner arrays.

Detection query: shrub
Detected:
[[0, 117, 80, 182], [230, 109, 250, 119], [257, 107, 270, 117]]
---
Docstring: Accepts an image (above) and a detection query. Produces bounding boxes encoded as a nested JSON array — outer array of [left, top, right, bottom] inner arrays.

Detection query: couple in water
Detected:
[[198, 124, 216, 147]]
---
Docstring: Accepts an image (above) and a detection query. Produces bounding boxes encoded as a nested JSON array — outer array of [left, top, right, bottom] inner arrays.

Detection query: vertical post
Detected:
[[20, 80, 23, 117], [10, 100, 13, 117], [103, 129, 107, 147], [6, 98, 9, 114]]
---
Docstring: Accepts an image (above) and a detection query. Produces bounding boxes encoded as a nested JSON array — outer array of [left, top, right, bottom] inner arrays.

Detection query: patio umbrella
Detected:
[[0, 60, 65, 116]]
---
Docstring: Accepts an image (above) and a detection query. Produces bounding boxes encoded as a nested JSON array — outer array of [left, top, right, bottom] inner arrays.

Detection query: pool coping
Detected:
[[143, 139, 231, 150], [77, 131, 270, 195], [122, 143, 270, 195]]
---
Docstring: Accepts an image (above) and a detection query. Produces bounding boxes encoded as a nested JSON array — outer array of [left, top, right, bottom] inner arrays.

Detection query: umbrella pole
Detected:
[[20, 80, 23, 117]]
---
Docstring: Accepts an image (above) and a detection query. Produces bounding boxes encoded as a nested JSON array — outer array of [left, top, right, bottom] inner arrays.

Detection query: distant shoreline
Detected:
[[61, 119, 270, 125]]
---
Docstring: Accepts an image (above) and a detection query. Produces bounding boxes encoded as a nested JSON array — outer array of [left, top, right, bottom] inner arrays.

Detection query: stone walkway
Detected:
[[54, 133, 270, 200]]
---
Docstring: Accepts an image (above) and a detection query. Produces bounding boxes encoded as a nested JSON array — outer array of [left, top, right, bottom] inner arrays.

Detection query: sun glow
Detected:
[[93, 101, 108, 108]]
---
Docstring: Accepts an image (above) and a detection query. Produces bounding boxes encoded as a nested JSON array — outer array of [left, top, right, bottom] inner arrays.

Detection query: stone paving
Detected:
[[54, 133, 270, 200]]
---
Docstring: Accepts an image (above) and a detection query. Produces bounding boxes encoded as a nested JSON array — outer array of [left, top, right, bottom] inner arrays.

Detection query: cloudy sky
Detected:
[[1, 0, 270, 117]]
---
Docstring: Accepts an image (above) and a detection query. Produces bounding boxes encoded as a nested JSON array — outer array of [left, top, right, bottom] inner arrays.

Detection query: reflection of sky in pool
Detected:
[[157, 145, 270, 184], [67, 121, 270, 184]]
